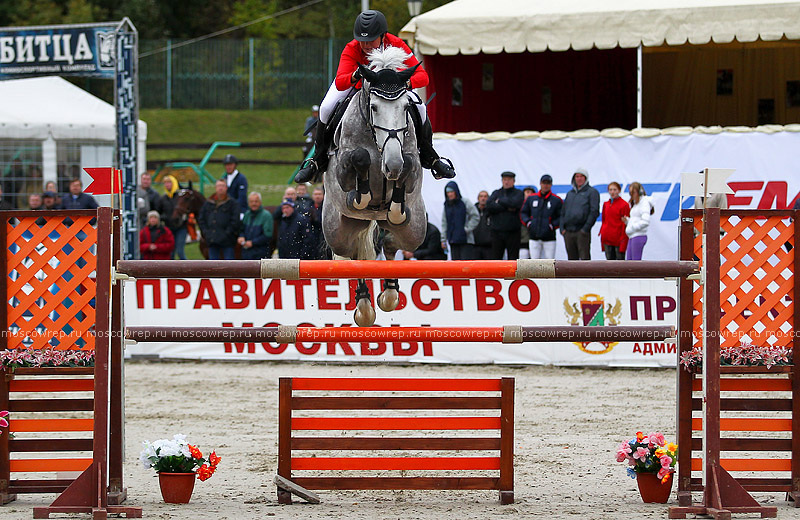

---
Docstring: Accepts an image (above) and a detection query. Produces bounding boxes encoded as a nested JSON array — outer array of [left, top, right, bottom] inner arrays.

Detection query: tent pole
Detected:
[[637, 44, 643, 128]]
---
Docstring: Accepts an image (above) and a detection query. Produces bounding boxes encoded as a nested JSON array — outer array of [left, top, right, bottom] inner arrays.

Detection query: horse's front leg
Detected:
[[353, 278, 376, 327], [387, 181, 410, 226], [343, 148, 373, 211]]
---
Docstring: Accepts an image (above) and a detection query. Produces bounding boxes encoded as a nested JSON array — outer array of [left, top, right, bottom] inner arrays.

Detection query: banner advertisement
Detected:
[[427, 130, 800, 261], [0, 25, 117, 79], [124, 277, 679, 367]]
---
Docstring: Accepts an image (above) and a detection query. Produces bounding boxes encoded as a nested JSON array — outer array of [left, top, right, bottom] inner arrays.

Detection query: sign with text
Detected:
[[124, 277, 679, 367], [0, 25, 117, 79]]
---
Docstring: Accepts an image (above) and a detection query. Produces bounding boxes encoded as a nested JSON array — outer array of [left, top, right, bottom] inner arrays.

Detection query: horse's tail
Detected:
[[356, 221, 379, 261]]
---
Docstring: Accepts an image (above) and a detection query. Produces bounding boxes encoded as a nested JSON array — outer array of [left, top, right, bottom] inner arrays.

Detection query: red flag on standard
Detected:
[[83, 167, 123, 195]]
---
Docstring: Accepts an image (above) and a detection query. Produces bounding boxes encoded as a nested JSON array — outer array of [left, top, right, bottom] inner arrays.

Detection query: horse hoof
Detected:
[[354, 298, 376, 327], [348, 190, 371, 211], [377, 289, 399, 312], [387, 201, 408, 226]]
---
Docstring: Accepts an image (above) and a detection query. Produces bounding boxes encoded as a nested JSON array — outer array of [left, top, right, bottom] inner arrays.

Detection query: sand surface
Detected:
[[4, 362, 799, 519]]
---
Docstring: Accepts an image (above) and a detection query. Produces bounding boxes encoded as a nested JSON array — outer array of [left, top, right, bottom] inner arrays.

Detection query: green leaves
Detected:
[[152, 454, 202, 473]]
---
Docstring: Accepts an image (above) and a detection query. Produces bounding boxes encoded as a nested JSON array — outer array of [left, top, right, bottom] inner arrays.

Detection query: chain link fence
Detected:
[[140, 38, 351, 110]]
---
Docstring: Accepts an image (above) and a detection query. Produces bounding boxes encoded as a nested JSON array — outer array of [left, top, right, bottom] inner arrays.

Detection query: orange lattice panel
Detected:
[[6, 215, 97, 350], [691, 214, 795, 348]]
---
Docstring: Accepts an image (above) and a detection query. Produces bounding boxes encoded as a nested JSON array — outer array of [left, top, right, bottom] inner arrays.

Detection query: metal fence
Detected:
[[140, 38, 351, 110]]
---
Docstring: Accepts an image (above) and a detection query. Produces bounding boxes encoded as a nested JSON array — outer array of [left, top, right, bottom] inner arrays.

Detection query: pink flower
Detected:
[[616, 450, 629, 462], [657, 467, 670, 480], [0, 410, 8, 429], [660, 455, 672, 468], [633, 447, 649, 461], [649, 432, 666, 447]]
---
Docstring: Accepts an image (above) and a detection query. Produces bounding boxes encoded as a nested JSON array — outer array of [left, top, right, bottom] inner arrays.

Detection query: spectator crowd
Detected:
[[19, 161, 676, 262]]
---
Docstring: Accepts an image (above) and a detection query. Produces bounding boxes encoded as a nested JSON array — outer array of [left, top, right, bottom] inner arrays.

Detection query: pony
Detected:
[[323, 47, 427, 326]]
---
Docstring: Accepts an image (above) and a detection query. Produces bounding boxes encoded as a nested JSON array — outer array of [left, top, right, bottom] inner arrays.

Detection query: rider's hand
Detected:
[[237, 237, 245, 245], [352, 68, 362, 84], [406, 80, 412, 90]]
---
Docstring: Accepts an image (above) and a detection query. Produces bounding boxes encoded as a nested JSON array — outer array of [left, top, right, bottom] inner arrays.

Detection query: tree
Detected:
[[231, 0, 452, 40]]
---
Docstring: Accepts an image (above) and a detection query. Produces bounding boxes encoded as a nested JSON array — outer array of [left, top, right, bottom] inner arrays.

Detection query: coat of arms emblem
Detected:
[[563, 293, 622, 354]]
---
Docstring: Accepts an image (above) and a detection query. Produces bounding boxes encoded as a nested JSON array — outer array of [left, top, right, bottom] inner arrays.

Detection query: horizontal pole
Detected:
[[116, 259, 699, 280], [125, 325, 676, 343]]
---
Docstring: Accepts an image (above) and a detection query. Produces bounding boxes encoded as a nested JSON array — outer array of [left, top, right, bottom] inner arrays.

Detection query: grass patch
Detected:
[[141, 108, 313, 205]]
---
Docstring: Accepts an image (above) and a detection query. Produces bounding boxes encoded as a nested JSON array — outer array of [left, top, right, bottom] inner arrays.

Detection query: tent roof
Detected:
[[0, 76, 146, 141], [399, 0, 800, 55]]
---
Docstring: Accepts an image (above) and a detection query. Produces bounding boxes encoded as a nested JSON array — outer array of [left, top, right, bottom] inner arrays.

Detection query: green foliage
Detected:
[[142, 108, 308, 203], [6, 0, 104, 26], [4, 0, 454, 40], [150, 454, 201, 473]]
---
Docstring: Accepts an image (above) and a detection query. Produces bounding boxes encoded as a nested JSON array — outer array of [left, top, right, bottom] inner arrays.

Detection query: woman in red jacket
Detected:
[[599, 182, 630, 260], [295, 10, 455, 183], [139, 210, 175, 260]]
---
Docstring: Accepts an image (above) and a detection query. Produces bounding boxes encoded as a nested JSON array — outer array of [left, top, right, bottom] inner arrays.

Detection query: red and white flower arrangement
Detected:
[[1, 348, 94, 369], [680, 341, 791, 370], [140, 434, 221, 481]]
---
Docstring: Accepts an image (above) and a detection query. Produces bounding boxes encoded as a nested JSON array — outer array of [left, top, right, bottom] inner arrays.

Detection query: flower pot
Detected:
[[636, 471, 673, 503], [158, 472, 196, 503]]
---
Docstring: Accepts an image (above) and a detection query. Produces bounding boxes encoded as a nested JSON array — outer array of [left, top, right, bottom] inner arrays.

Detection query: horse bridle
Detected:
[[358, 85, 411, 154]]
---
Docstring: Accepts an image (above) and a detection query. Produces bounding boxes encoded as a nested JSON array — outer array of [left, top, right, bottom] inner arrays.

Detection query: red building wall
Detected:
[[423, 48, 637, 134]]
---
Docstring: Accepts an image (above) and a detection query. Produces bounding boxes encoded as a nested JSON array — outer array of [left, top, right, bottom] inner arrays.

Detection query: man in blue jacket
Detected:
[[277, 200, 313, 259], [222, 154, 248, 216], [560, 167, 600, 260], [198, 180, 242, 260], [486, 171, 524, 260], [238, 192, 273, 260], [61, 178, 99, 210], [520, 174, 562, 259]]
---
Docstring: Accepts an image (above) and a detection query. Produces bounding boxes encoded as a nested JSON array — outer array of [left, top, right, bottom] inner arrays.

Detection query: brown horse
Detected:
[[173, 184, 244, 260]]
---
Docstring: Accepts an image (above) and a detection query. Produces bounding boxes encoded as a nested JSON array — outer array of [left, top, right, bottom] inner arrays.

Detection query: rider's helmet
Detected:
[[223, 154, 237, 164], [353, 10, 388, 42]]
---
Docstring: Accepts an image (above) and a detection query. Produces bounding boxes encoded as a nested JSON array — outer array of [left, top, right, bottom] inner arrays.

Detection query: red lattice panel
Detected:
[[691, 214, 795, 348], [6, 215, 97, 350]]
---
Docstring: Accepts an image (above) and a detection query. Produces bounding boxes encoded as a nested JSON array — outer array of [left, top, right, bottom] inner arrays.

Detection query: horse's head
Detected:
[[357, 48, 419, 181], [174, 187, 205, 219]]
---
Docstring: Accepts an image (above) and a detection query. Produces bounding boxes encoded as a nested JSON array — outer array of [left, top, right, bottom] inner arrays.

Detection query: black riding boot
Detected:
[[295, 122, 329, 183], [416, 118, 456, 180]]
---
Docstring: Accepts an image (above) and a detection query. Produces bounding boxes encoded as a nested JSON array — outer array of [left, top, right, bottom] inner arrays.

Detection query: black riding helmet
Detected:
[[353, 10, 388, 42]]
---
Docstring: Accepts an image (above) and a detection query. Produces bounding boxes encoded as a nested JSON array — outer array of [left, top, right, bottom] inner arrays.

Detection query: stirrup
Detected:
[[431, 157, 456, 180]]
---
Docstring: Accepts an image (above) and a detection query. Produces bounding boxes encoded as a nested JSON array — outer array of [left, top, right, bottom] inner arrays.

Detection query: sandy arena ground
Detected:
[[4, 362, 799, 519]]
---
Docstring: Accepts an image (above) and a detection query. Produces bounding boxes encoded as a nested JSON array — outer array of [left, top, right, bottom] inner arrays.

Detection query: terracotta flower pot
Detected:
[[158, 472, 196, 503], [636, 471, 673, 503]]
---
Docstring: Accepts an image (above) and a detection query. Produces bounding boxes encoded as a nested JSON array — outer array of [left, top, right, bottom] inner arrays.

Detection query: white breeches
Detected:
[[319, 80, 427, 124], [529, 239, 557, 259]]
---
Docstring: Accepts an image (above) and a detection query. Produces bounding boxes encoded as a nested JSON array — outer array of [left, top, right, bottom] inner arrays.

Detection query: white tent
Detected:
[[400, 0, 800, 55], [0, 76, 147, 195]]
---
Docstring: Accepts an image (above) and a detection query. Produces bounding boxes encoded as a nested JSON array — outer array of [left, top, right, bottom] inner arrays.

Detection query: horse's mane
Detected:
[[367, 47, 412, 72]]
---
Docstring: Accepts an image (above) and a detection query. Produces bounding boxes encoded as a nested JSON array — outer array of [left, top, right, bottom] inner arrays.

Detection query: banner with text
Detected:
[[124, 277, 679, 366], [0, 25, 117, 79], [428, 131, 800, 261]]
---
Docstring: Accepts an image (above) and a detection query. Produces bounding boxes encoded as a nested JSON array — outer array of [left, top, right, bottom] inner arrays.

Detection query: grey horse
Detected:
[[322, 47, 427, 327]]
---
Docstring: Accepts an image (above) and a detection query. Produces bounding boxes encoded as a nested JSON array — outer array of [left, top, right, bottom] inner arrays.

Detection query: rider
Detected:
[[295, 9, 456, 184]]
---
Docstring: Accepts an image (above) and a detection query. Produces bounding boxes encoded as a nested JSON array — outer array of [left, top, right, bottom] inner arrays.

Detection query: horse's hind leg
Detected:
[[377, 230, 401, 313], [354, 278, 376, 327], [377, 278, 400, 312]]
